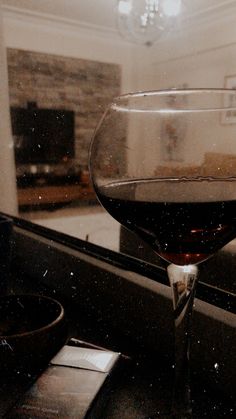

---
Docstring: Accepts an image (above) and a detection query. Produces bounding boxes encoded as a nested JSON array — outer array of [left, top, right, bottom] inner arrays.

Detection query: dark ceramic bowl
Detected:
[[0, 294, 68, 374]]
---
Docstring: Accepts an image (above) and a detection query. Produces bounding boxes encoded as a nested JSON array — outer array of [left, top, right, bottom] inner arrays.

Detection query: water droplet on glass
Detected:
[[214, 362, 219, 371]]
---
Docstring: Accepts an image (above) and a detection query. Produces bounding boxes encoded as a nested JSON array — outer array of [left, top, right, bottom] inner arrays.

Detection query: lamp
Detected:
[[117, 0, 182, 46]]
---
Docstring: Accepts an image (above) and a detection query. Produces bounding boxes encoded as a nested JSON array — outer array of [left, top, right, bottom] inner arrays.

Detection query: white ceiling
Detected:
[[2, 0, 236, 32]]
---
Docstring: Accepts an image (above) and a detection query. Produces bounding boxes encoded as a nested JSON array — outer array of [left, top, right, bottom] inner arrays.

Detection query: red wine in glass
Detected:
[[97, 178, 236, 266]]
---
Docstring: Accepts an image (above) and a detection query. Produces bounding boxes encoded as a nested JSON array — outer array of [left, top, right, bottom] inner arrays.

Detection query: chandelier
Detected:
[[117, 0, 182, 46]]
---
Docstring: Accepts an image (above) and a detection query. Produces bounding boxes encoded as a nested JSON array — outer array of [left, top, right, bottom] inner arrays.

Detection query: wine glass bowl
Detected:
[[89, 89, 236, 417]]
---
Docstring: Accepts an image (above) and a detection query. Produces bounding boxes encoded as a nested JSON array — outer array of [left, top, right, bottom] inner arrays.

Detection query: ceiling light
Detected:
[[162, 0, 182, 17], [117, 0, 182, 46]]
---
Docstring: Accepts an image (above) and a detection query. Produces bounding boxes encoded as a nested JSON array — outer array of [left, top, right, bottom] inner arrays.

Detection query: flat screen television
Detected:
[[10, 106, 75, 165]]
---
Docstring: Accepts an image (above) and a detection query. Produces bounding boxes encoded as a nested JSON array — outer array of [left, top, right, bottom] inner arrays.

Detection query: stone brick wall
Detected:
[[7, 48, 121, 169]]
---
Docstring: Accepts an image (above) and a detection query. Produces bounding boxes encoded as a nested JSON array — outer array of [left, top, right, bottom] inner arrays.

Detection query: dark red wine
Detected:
[[97, 178, 236, 265]]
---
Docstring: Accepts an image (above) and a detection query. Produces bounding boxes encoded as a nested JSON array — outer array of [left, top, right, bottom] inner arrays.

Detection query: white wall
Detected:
[[141, 12, 236, 91], [0, 1, 18, 215], [125, 11, 236, 173]]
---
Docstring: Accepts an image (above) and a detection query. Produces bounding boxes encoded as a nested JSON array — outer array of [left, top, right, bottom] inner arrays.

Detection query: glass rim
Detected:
[[110, 88, 236, 112]]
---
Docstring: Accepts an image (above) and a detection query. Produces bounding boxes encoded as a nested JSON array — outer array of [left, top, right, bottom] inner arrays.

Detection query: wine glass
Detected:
[[89, 89, 236, 418]]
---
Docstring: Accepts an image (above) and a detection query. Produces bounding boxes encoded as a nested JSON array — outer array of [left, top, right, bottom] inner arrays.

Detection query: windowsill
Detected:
[[8, 215, 235, 404]]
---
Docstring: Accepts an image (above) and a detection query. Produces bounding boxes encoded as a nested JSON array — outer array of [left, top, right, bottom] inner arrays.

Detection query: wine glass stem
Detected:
[[167, 264, 199, 418]]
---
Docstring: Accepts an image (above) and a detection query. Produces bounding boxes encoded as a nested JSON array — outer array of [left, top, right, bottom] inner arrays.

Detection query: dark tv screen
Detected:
[[11, 107, 75, 164]]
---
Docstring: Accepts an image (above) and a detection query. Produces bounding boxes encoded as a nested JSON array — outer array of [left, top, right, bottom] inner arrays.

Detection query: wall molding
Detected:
[[1, 4, 128, 45], [180, 0, 236, 30]]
